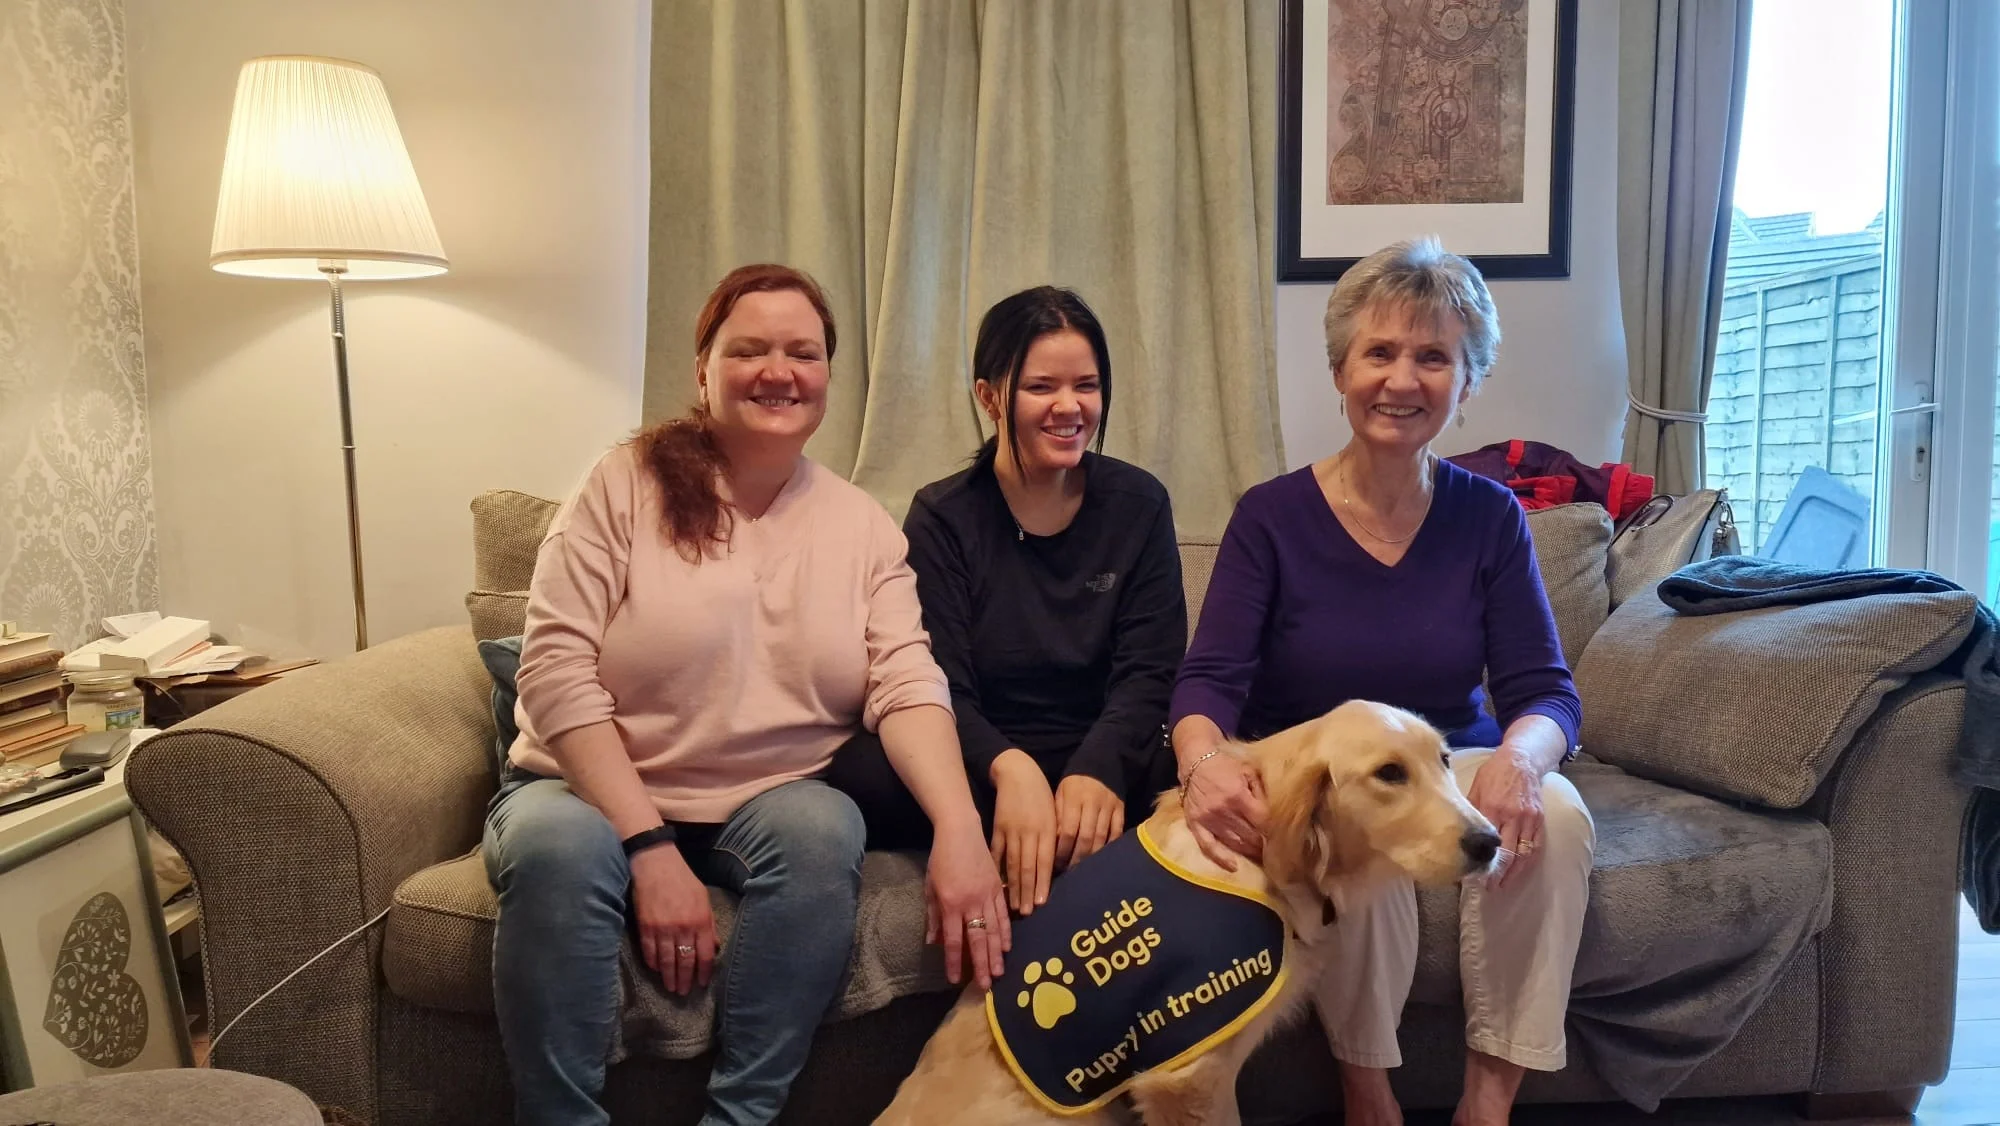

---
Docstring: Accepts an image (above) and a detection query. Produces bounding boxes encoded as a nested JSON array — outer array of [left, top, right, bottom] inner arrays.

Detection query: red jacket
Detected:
[[1444, 440, 1655, 521]]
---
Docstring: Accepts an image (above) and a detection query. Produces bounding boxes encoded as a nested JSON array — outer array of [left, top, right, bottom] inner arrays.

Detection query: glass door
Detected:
[[1711, 0, 2000, 587], [1706, 0, 1933, 569], [1928, 0, 2000, 596]]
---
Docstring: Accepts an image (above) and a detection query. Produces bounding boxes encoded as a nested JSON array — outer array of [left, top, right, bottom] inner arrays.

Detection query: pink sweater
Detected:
[[509, 445, 952, 822]]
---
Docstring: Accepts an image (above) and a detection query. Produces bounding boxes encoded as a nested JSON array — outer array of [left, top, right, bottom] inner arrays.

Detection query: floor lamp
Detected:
[[209, 55, 448, 651]]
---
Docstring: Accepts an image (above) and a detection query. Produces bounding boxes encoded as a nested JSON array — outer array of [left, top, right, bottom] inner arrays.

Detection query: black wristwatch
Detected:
[[621, 824, 678, 858]]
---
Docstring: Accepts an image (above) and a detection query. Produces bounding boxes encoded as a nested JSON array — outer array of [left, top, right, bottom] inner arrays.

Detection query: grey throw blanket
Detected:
[[1658, 556, 2000, 931]]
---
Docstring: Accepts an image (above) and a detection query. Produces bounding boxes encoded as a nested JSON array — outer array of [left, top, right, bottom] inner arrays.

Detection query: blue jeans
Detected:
[[484, 774, 866, 1126]]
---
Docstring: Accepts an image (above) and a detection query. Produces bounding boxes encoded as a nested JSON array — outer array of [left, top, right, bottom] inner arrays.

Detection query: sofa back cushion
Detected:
[[467, 490, 559, 641], [1178, 539, 1221, 640], [1575, 585, 1976, 807], [467, 490, 1613, 668], [1523, 503, 1614, 669]]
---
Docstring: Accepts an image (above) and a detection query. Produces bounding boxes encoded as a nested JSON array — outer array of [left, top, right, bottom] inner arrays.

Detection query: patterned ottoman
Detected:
[[0, 1069, 320, 1124]]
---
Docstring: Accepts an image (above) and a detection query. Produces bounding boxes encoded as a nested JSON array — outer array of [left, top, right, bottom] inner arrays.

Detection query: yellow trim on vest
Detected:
[[981, 822, 1292, 1116], [1132, 821, 1288, 913]]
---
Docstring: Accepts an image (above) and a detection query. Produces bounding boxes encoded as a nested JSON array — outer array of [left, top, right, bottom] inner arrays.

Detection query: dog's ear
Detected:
[[1262, 760, 1333, 890]]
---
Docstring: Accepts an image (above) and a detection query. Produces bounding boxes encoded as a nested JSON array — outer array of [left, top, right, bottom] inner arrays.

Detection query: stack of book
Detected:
[[0, 630, 81, 769]]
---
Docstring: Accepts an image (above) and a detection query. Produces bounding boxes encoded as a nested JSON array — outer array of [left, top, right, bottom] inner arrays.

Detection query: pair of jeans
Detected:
[[1311, 749, 1596, 1071], [484, 770, 866, 1126]]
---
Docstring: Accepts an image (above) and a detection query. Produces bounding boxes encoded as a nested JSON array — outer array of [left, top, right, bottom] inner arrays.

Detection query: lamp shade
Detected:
[[210, 55, 447, 280]]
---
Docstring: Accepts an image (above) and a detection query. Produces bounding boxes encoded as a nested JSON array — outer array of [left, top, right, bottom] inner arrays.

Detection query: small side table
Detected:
[[0, 752, 193, 1091], [139, 660, 315, 728]]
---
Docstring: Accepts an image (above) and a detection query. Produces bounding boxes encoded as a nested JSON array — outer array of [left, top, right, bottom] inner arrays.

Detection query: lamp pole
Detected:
[[322, 263, 368, 651]]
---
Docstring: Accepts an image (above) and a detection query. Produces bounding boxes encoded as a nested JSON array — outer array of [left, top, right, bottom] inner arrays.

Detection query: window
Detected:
[[1706, 0, 1893, 563]]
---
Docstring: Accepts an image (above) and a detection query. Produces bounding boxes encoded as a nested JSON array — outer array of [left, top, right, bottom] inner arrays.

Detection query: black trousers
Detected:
[[823, 731, 1178, 852]]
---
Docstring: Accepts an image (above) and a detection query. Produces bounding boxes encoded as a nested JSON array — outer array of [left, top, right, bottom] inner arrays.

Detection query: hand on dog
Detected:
[[1183, 754, 1267, 871], [630, 844, 717, 995], [926, 820, 1011, 991], [1055, 773, 1125, 873], [1465, 748, 1545, 891], [991, 750, 1058, 915]]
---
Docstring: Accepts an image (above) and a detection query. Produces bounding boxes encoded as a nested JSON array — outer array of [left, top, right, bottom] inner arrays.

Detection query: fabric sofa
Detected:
[[127, 489, 1973, 1126]]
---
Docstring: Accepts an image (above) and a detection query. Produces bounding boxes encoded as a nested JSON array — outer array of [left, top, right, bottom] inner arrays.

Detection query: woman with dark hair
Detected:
[[487, 264, 1007, 1126], [829, 286, 1185, 917]]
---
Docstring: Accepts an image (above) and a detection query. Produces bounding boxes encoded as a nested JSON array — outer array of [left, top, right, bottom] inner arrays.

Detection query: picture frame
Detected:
[[1278, 0, 1579, 282], [0, 801, 192, 1091]]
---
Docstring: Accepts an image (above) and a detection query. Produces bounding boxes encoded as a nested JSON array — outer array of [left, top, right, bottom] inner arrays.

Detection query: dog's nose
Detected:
[[1461, 829, 1501, 867]]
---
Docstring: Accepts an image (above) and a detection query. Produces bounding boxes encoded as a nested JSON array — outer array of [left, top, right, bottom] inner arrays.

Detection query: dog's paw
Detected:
[[1016, 957, 1078, 1030]]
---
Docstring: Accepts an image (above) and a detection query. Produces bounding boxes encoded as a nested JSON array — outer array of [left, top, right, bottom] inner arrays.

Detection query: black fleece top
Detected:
[[903, 446, 1186, 791]]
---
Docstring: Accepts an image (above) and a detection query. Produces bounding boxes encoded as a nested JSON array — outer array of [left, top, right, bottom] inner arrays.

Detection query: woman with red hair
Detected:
[[487, 264, 1006, 1126]]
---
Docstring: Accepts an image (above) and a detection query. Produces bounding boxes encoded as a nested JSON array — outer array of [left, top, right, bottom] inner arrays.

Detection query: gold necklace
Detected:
[[1338, 453, 1433, 545]]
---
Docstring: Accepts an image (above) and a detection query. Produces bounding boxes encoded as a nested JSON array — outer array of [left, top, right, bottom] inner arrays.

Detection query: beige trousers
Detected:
[[1311, 750, 1595, 1072]]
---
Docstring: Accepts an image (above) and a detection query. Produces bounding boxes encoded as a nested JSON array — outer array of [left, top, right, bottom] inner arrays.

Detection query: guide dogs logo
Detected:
[[984, 826, 1287, 1114], [1017, 958, 1078, 1029]]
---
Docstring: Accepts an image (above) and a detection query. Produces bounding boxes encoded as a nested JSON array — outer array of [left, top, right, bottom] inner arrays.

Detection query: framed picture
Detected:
[[0, 802, 192, 1090], [1278, 0, 1579, 282]]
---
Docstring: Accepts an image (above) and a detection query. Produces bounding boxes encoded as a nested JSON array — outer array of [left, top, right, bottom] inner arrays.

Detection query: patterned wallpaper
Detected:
[[0, 0, 158, 650]]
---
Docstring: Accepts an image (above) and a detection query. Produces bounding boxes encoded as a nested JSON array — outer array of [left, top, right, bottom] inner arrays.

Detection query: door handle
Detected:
[[1890, 399, 1936, 484]]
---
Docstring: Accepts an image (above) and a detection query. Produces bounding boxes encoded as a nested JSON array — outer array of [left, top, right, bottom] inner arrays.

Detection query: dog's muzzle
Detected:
[[1460, 828, 1501, 870]]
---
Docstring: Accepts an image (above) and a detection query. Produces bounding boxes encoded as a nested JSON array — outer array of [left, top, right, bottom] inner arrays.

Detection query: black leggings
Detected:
[[822, 731, 1177, 852]]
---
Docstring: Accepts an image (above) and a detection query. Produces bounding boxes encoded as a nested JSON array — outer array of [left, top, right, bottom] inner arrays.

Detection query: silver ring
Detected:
[[966, 917, 988, 930], [676, 944, 696, 956]]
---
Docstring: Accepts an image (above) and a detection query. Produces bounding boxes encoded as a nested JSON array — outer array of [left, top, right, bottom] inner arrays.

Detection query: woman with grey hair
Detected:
[[1167, 238, 1594, 1125]]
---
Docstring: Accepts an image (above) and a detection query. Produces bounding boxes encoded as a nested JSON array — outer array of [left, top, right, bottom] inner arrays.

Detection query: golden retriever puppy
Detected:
[[874, 700, 1499, 1126]]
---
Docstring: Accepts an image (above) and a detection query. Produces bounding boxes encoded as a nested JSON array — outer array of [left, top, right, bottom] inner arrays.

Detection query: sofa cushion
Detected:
[[1523, 503, 1613, 670], [470, 490, 559, 592], [1411, 763, 1831, 1004], [1179, 538, 1220, 637], [1574, 585, 1975, 807], [384, 848, 953, 1059], [1410, 763, 1831, 1105], [386, 764, 1834, 1094], [466, 590, 530, 642], [466, 490, 559, 640], [477, 636, 524, 772]]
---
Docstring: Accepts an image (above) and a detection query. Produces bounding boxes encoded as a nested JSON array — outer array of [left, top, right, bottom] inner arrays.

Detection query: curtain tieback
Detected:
[[1626, 392, 1708, 426]]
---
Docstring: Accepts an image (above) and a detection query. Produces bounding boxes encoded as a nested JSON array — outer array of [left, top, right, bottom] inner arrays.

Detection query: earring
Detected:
[[1338, 399, 1346, 417], [1456, 411, 1467, 428]]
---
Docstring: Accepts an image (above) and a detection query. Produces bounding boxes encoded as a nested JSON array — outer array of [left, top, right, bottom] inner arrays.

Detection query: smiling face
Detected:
[[1335, 300, 1473, 456], [978, 328, 1103, 477], [697, 289, 830, 450]]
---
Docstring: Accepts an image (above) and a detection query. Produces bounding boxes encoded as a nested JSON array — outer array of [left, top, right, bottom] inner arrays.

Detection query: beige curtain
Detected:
[[1615, 0, 1753, 496], [646, 0, 1283, 535]]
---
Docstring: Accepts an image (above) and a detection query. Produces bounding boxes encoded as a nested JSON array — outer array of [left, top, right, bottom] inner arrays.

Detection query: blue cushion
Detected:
[[477, 635, 524, 775]]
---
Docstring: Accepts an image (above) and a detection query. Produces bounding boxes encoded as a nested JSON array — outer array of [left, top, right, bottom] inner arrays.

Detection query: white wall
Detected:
[[1275, 0, 1628, 470], [126, 0, 649, 658]]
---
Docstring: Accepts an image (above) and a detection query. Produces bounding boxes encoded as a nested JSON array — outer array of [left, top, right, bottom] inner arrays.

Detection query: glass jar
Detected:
[[66, 670, 145, 732]]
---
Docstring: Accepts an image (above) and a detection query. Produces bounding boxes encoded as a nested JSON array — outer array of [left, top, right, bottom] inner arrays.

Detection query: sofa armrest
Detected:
[[127, 625, 497, 1121], [1802, 673, 1969, 1094]]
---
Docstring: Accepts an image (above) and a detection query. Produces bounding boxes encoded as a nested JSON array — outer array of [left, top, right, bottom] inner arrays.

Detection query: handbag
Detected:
[[1605, 489, 1740, 608]]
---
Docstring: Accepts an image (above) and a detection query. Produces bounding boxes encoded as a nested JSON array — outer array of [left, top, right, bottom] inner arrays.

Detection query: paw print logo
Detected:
[[1016, 957, 1078, 1030]]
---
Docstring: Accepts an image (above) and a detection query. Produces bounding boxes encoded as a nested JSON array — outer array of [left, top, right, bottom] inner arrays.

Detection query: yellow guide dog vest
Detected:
[[984, 823, 1289, 1115]]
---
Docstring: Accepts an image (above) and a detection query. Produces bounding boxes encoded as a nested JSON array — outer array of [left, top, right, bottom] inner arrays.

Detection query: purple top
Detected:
[[1169, 459, 1583, 751]]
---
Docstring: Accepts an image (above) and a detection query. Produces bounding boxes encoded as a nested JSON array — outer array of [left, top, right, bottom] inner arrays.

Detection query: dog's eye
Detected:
[[1373, 763, 1408, 785]]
